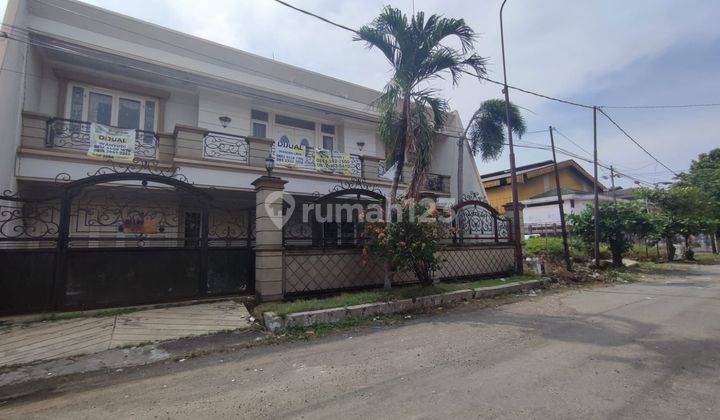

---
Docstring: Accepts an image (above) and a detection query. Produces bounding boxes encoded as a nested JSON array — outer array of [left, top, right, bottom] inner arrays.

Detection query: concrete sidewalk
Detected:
[[0, 300, 252, 367]]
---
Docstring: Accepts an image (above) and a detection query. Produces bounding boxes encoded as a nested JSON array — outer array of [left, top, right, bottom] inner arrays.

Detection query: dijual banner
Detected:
[[315, 149, 353, 175], [87, 123, 136, 162], [274, 139, 313, 169]]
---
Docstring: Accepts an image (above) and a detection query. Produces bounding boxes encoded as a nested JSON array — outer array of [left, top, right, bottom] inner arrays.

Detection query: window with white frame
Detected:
[[65, 83, 158, 132], [321, 124, 335, 151], [251, 109, 269, 138]]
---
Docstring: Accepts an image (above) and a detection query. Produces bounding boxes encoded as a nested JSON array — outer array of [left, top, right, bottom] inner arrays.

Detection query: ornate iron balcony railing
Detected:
[[45, 118, 159, 160], [202, 131, 249, 164]]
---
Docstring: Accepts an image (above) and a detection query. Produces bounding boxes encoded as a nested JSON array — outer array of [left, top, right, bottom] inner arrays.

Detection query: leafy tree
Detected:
[[678, 148, 720, 253], [568, 201, 653, 266], [639, 186, 718, 260], [355, 7, 487, 201], [457, 99, 526, 199]]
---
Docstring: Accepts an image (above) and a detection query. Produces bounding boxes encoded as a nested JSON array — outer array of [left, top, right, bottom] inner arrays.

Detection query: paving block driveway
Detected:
[[0, 300, 252, 367]]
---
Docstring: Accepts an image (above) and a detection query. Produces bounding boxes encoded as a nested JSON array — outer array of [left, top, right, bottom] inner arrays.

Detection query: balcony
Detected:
[[20, 112, 390, 184], [45, 117, 159, 160]]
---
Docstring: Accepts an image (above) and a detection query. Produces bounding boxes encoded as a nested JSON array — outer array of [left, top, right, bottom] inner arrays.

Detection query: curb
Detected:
[[263, 278, 552, 333]]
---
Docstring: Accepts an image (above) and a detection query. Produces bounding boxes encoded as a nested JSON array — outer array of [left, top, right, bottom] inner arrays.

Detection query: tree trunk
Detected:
[[683, 235, 695, 260], [383, 261, 391, 289], [456, 108, 482, 203], [457, 135, 464, 201], [712, 232, 718, 255], [611, 248, 624, 267], [408, 165, 426, 201], [666, 237, 676, 262], [389, 95, 411, 204]]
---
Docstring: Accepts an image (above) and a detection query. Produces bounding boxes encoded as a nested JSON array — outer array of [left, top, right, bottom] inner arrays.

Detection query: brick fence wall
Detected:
[[283, 244, 516, 296]]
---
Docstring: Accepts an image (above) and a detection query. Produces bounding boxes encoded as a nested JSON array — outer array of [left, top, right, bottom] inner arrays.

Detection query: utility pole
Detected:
[[549, 126, 572, 271], [610, 165, 617, 204], [500, 0, 523, 274], [593, 107, 601, 267]]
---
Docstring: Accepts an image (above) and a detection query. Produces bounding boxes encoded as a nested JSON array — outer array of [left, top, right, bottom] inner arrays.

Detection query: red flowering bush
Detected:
[[360, 201, 450, 285]]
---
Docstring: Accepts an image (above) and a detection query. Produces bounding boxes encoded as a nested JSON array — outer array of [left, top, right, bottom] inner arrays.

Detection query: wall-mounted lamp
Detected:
[[356, 141, 365, 152], [219, 116, 232, 128], [265, 153, 275, 177]]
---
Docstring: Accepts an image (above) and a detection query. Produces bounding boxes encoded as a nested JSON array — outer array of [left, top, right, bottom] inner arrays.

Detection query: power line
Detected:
[[268, 0, 598, 110], [272, 0, 358, 33], [597, 108, 680, 177], [600, 103, 720, 109], [5, 33, 663, 187], [2, 6, 674, 188], [551, 127, 593, 158]]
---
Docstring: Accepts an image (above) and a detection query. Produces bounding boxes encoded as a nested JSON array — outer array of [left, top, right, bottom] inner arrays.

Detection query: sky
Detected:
[[3, 0, 719, 188]]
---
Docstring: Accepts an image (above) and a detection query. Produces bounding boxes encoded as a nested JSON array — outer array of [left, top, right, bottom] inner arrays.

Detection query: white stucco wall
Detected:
[[523, 196, 618, 226], [0, 0, 28, 193], [164, 89, 198, 130], [429, 112, 486, 201], [197, 89, 251, 135], [343, 122, 378, 156], [22, 46, 59, 116]]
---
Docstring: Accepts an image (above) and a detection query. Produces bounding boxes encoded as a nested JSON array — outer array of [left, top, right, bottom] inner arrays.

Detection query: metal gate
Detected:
[[0, 160, 254, 314]]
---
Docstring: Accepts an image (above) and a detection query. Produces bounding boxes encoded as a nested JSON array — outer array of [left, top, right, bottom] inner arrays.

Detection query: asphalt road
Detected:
[[3, 264, 720, 419]]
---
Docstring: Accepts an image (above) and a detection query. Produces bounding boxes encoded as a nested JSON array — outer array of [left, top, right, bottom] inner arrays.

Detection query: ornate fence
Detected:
[[280, 189, 517, 297], [0, 160, 254, 315], [451, 200, 513, 244]]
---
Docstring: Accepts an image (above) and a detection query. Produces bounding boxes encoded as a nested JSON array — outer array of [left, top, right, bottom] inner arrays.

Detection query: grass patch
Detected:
[[688, 253, 720, 264], [35, 307, 139, 322], [281, 314, 406, 339], [254, 274, 539, 318]]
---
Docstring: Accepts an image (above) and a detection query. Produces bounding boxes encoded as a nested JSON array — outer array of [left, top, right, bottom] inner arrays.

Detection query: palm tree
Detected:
[[355, 7, 486, 201], [456, 99, 526, 201]]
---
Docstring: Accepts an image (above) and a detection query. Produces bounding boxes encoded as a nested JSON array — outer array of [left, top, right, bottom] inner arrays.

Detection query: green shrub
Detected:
[[525, 236, 565, 260], [626, 243, 668, 262], [525, 236, 590, 262]]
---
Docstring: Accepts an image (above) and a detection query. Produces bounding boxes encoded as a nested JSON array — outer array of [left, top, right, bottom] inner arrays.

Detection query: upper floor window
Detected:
[[66, 83, 158, 132], [251, 109, 268, 138], [321, 124, 335, 151]]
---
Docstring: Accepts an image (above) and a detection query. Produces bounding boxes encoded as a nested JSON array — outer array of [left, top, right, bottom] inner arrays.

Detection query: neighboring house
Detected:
[[481, 159, 614, 230], [0, 0, 499, 314]]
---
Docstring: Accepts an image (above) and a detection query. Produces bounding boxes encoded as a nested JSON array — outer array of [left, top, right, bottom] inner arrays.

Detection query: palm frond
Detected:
[[427, 17, 476, 53], [354, 26, 397, 65], [466, 99, 527, 161]]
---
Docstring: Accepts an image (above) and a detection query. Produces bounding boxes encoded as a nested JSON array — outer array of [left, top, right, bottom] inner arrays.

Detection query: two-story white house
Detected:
[[0, 0, 503, 313], [1, 0, 486, 200]]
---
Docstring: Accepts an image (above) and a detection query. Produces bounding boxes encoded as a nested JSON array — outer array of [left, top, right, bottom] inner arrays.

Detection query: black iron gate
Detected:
[[0, 160, 254, 314]]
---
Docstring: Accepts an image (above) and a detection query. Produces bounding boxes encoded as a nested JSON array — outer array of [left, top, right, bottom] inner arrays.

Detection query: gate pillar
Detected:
[[252, 175, 287, 302], [502, 202, 526, 241]]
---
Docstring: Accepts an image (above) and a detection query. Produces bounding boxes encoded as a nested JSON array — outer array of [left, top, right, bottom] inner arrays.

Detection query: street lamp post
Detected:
[[500, 0, 523, 274]]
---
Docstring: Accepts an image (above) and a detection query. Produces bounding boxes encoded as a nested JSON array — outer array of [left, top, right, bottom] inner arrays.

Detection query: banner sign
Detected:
[[87, 123, 136, 162], [315, 150, 353, 176], [121, 215, 159, 234], [274, 139, 311, 169]]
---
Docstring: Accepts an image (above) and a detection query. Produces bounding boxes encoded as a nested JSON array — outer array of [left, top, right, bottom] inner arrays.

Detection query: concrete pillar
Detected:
[[252, 175, 287, 302], [247, 137, 275, 168], [362, 155, 381, 180], [503, 202, 526, 241]]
